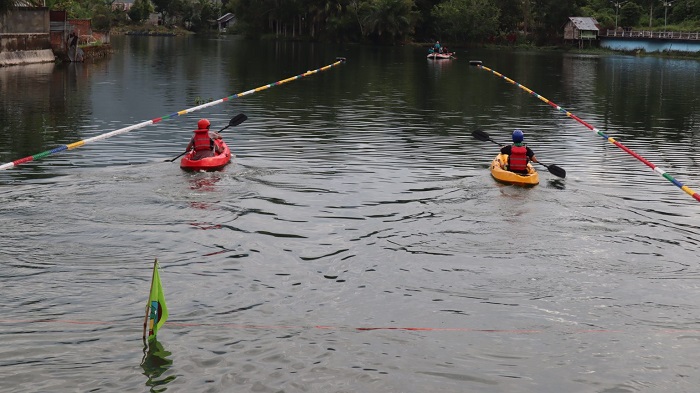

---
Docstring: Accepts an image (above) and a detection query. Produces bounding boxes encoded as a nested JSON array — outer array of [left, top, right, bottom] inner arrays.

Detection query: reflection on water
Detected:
[[188, 172, 223, 192], [545, 178, 566, 190], [141, 338, 175, 391], [187, 172, 225, 226]]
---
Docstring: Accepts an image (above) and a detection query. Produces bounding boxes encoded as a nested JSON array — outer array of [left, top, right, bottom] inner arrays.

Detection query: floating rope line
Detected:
[[0, 58, 347, 171], [469, 60, 700, 203]]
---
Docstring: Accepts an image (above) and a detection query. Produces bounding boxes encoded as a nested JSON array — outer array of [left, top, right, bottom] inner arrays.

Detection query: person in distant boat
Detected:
[[434, 40, 442, 54], [500, 129, 538, 174], [185, 119, 224, 160], [67, 31, 78, 50], [66, 30, 84, 62], [67, 31, 77, 58]]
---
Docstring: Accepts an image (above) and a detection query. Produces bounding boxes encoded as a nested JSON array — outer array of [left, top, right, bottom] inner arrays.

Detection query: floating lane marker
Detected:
[[0, 58, 347, 171], [469, 60, 700, 203]]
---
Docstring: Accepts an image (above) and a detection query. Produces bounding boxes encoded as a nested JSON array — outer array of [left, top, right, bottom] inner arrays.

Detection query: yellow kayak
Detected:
[[490, 154, 539, 186]]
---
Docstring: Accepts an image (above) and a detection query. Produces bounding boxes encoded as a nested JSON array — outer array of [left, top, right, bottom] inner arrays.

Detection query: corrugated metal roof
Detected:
[[217, 13, 235, 23], [569, 17, 599, 31]]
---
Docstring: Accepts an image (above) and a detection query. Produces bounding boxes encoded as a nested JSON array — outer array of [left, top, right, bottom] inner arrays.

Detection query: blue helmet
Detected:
[[512, 129, 524, 143]]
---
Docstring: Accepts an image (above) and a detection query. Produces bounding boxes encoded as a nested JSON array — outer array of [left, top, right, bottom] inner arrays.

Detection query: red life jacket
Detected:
[[508, 145, 528, 172], [192, 129, 213, 152]]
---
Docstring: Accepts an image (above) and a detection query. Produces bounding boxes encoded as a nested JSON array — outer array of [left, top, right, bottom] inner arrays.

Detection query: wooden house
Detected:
[[564, 17, 600, 48], [217, 13, 236, 33]]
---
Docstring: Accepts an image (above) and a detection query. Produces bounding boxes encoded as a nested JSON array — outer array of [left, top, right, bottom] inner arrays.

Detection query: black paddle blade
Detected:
[[472, 129, 491, 142], [469, 60, 483, 66], [546, 164, 566, 178], [229, 113, 247, 127], [539, 163, 566, 178], [472, 129, 502, 146]]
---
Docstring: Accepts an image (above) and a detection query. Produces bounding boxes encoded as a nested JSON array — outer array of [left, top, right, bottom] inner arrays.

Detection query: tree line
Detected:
[[3, 0, 700, 44], [225, 0, 700, 44]]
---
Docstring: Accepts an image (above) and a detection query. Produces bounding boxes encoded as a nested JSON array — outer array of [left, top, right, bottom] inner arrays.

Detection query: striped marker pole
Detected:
[[469, 60, 700, 203], [0, 58, 347, 171]]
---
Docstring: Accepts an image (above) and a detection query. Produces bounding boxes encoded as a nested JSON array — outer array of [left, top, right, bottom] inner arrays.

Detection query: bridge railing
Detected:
[[603, 30, 700, 40]]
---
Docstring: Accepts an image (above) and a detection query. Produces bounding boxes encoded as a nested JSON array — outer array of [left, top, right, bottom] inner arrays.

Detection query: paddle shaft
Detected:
[[472, 129, 566, 178], [489, 138, 559, 174], [1, 59, 345, 170]]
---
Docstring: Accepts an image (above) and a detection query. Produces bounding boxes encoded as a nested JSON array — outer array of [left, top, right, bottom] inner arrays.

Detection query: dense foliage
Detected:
[[5, 0, 700, 43], [225, 0, 700, 44]]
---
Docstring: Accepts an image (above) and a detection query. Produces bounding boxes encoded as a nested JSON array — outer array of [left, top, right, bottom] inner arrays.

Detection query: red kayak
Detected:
[[180, 139, 231, 171]]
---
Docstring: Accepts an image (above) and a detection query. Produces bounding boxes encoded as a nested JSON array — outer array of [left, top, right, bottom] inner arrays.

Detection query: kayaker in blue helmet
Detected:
[[500, 129, 538, 174], [186, 119, 224, 160]]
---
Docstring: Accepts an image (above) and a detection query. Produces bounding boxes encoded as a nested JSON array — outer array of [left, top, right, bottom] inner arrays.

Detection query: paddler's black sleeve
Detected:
[[526, 147, 535, 159]]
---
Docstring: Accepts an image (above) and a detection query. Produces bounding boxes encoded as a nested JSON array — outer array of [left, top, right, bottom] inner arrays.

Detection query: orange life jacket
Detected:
[[508, 145, 528, 172], [192, 129, 213, 152]]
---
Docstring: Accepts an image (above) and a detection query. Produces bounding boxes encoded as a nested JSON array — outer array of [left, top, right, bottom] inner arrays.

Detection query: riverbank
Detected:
[[563, 45, 700, 60], [110, 25, 193, 36], [475, 42, 700, 60]]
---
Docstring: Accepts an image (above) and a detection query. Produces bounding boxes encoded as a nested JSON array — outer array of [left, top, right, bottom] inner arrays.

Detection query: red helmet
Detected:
[[197, 119, 210, 129]]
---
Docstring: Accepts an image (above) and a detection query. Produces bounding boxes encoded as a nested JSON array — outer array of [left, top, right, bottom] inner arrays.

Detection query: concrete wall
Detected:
[[1, 8, 51, 53], [0, 8, 54, 66], [0, 49, 55, 66], [0, 7, 49, 34], [600, 38, 700, 53], [0, 33, 51, 52]]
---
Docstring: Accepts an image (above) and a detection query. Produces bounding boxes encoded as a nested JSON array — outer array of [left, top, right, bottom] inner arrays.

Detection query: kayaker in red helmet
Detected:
[[186, 119, 224, 160], [500, 129, 538, 174]]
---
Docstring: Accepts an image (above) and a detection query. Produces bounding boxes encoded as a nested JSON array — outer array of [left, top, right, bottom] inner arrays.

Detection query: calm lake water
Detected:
[[1, 36, 700, 392]]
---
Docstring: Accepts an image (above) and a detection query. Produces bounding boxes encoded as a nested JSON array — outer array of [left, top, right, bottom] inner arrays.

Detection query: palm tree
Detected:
[[363, 0, 418, 43], [305, 0, 342, 39]]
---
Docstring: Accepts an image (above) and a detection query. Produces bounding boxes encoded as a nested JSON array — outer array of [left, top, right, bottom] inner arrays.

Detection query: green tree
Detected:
[[619, 1, 643, 28], [185, 0, 219, 31], [362, 0, 419, 43], [431, 0, 499, 42], [494, 0, 522, 33], [638, 0, 656, 27], [327, 1, 363, 41], [530, 0, 581, 44], [669, 0, 700, 24], [65, 0, 93, 18], [413, 0, 441, 40], [578, 0, 617, 29], [128, 0, 154, 23], [152, 0, 176, 26], [227, 0, 269, 38], [91, 3, 112, 30]]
